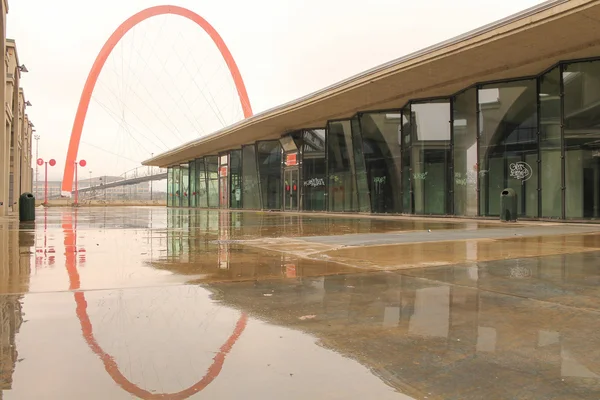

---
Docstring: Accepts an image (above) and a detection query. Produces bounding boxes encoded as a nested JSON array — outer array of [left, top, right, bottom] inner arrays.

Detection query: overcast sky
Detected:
[[8, 0, 542, 180]]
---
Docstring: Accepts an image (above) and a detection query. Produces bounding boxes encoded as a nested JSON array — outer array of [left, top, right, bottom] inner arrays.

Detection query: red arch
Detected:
[[62, 212, 248, 399], [61, 5, 253, 194]]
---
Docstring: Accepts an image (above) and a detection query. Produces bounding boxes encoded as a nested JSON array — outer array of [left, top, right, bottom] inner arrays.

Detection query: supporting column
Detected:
[[0, 3, 6, 216]]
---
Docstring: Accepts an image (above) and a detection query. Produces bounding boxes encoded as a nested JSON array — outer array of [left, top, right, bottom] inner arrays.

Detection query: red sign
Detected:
[[37, 158, 43, 166], [79, 160, 87, 167], [285, 153, 298, 166], [219, 166, 228, 177], [49, 159, 56, 167]]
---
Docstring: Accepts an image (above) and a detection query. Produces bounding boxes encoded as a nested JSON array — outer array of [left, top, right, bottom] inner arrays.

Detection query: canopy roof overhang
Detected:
[[144, 0, 600, 168]]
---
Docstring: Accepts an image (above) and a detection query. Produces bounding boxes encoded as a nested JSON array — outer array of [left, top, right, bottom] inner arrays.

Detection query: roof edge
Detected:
[[143, 0, 573, 166]]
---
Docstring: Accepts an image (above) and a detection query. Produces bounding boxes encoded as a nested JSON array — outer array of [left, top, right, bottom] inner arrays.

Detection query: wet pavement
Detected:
[[1, 207, 600, 399]]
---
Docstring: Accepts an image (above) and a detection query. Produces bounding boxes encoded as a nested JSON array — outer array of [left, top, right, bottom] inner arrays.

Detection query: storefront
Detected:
[[164, 58, 600, 221]]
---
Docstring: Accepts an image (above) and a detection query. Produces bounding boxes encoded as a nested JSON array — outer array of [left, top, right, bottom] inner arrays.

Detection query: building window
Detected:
[[242, 145, 261, 209], [563, 61, 600, 219], [257, 141, 282, 210], [179, 163, 189, 207], [539, 67, 562, 218], [189, 160, 197, 208], [327, 120, 358, 212], [172, 166, 181, 207], [358, 112, 402, 213], [196, 158, 208, 208], [410, 100, 452, 215], [479, 80, 538, 217], [205, 156, 219, 208], [229, 150, 242, 209], [167, 168, 173, 207], [453, 89, 478, 216], [302, 129, 327, 211]]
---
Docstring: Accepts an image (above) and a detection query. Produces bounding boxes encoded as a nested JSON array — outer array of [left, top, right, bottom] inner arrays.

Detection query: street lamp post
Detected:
[[150, 153, 154, 201], [42, 159, 56, 205], [34, 134, 40, 196], [74, 160, 87, 206]]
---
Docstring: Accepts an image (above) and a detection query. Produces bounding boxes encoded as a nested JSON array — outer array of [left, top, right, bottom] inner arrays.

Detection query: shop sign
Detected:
[[219, 166, 228, 177], [285, 153, 298, 166]]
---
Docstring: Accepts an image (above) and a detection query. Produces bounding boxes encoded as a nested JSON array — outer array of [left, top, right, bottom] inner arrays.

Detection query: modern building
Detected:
[[0, 1, 34, 216], [145, 0, 600, 221]]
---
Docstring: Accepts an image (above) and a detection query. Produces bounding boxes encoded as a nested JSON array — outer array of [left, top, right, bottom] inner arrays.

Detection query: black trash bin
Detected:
[[500, 188, 517, 222], [19, 193, 36, 222]]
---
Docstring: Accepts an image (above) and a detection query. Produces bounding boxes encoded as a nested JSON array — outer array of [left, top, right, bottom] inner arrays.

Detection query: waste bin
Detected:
[[19, 193, 36, 222], [500, 188, 517, 222]]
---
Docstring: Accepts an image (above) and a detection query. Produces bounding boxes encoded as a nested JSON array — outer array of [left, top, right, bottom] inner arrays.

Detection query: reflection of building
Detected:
[[34, 177, 153, 200], [1, 23, 35, 216], [206, 257, 600, 399], [148, 1, 600, 221], [153, 209, 353, 282], [0, 220, 33, 399]]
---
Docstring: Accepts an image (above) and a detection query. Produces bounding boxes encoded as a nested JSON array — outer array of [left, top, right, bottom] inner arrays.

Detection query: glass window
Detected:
[[327, 120, 358, 212], [197, 158, 208, 208], [539, 67, 562, 218], [172, 166, 181, 207], [229, 150, 242, 209], [242, 144, 261, 209], [180, 163, 189, 207], [189, 160, 197, 208], [205, 156, 219, 208], [302, 129, 327, 211], [563, 61, 600, 219], [479, 80, 538, 217], [453, 89, 478, 216], [401, 109, 412, 213], [358, 112, 402, 213], [167, 168, 173, 207], [257, 141, 282, 210], [219, 153, 229, 208], [411, 101, 452, 215], [351, 116, 372, 212]]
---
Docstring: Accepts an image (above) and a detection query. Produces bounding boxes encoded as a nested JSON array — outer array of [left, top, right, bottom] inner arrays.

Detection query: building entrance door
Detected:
[[283, 168, 299, 211]]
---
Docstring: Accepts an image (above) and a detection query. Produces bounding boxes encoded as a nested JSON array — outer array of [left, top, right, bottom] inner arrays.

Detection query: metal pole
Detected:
[[150, 153, 154, 201], [44, 162, 48, 205], [74, 162, 78, 206], [34, 134, 40, 196]]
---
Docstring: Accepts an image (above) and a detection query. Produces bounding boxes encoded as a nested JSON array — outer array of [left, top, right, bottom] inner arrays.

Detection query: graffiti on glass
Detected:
[[413, 172, 428, 180], [509, 162, 533, 181], [304, 178, 325, 187]]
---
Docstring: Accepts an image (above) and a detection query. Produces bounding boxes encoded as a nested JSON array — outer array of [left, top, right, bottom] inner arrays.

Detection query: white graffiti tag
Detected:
[[509, 162, 533, 181], [304, 178, 325, 187]]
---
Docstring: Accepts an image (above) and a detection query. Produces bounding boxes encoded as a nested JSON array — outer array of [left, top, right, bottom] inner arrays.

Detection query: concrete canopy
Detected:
[[144, 0, 600, 168]]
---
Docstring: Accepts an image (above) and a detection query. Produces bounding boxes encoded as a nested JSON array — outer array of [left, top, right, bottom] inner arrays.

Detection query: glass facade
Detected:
[[302, 129, 327, 211], [410, 101, 452, 215], [453, 89, 478, 216], [327, 120, 358, 212], [196, 158, 208, 208], [257, 141, 282, 210], [242, 144, 261, 209], [206, 156, 219, 208], [479, 80, 538, 218], [229, 150, 242, 209], [563, 61, 600, 219], [164, 57, 600, 220]]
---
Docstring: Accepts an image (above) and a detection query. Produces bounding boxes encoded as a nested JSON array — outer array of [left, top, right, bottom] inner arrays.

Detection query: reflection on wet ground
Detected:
[[1, 207, 599, 399]]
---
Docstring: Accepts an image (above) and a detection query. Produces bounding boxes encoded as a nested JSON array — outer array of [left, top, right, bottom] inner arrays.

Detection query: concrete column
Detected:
[[0, 2, 6, 216]]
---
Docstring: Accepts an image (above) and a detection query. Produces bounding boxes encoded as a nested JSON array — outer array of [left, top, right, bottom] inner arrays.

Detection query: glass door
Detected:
[[283, 169, 299, 211]]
